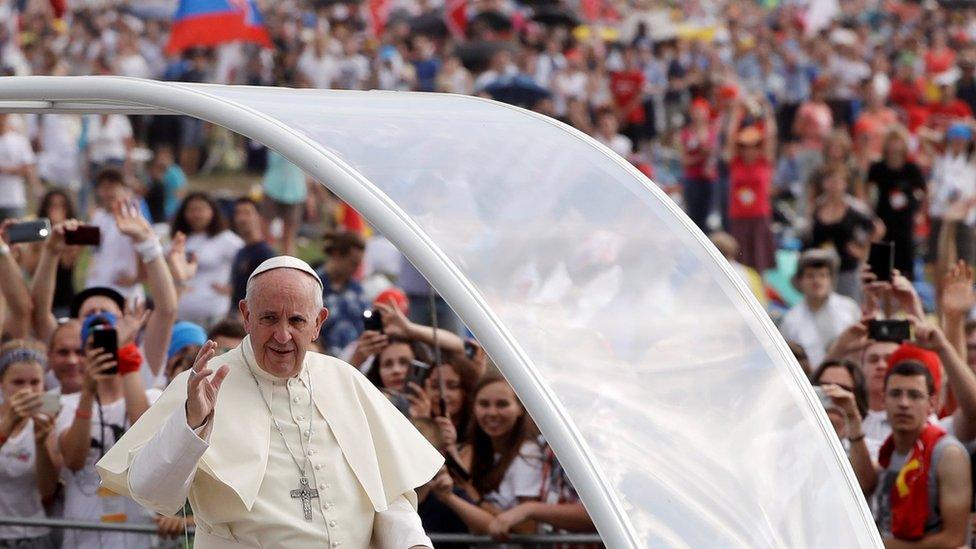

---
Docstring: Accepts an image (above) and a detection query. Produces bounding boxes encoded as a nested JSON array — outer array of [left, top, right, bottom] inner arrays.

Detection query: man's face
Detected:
[[884, 374, 934, 433], [78, 295, 123, 320], [799, 266, 833, 301], [95, 181, 126, 209], [863, 342, 898, 397], [49, 323, 84, 394], [240, 270, 328, 378], [330, 248, 364, 279], [233, 202, 261, 236]]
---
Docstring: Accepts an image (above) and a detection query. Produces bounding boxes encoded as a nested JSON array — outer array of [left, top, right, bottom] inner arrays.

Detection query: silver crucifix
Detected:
[[290, 476, 320, 521]]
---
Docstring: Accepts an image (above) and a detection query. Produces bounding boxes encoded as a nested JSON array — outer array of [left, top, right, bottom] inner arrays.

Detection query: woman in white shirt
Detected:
[[434, 374, 545, 540], [0, 340, 59, 549], [923, 122, 976, 265], [170, 193, 244, 327]]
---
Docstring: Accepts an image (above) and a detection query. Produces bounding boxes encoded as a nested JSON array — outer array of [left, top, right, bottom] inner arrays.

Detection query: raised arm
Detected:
[[0, 221, 34, 339], [376, 302, 464, 354], [59, 349, 116, 471], [31, 220, 80, 343], [823, 383, 877, 494], [112, 199, 178, 377]]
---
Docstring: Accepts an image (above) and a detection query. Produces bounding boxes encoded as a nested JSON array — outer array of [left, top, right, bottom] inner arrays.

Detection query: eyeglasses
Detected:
[[885, 388, 929, 401]]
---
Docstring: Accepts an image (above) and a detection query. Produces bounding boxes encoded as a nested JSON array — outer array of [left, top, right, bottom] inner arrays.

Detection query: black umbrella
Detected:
[[531, 6, 580, 27], [455, 40, 512, 72], [470, 10, 513, 33], [484, 74, 552, 108]]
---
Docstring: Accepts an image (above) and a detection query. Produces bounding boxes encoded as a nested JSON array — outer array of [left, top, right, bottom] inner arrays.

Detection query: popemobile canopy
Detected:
[[0, 76, 880, 547]]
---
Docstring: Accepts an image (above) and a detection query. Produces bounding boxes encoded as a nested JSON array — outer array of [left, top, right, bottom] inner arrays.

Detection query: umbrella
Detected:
[[455, 40, 511, 72], [470, 10, 513, 33], [409, 11, 449, 38], [484, 74, 552, 108], [531, 6, 579, 27]]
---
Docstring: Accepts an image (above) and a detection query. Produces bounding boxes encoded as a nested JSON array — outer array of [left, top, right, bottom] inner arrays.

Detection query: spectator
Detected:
[[317, 230, 368, 355], [82, 114, 133, 215], [0, 339, 58, 548], [261, 150, 307, 256], [810, 358, 869, 420], [866, 129, 926, 279], [434, 374, 543, 535], [806, 165, 879, 300], [0, 113, 37, 222], [710, 231, 766, 306], [207, 318, 246, 355], [21, 189, 80, 316], [680, 98, 719, 231], [846, 354, 971, 546], [229, 197, 275, 309], [779, 249, 861, 368], [46, 319, 84, 395], [54, 312, 158, 549], [366, 337, 434, 418], [143, 146, 187, 225], [171, 192, 244, 326], [163, 321, 207, 382], [723, 98, 777, 272], [859, 340, 901, 460], [922, 122, 976, 266], [82, 169, 143, 301]]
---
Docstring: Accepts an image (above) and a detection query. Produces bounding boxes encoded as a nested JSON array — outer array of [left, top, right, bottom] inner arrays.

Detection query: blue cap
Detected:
[[168, 321, 207, 361], [81, 312, 118, 344], [379, 45, 398, 61], [947, 122, 973, 141]]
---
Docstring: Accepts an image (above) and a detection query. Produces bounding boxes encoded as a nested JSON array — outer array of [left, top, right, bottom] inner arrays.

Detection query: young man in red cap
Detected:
[[835, 321, 974, 546]]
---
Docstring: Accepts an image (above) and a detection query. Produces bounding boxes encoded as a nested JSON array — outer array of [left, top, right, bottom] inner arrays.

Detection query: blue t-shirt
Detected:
[[230, 242, 276, 307], [318, 271, 368, 355]]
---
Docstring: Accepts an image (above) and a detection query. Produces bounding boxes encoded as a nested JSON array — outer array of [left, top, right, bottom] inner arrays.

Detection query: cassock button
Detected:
[[297, 415, 306, 421], [319, 483, 326, 490], [325, 502, 334, 509], [331, 541, 341, 547], [303, 430, 310, 437], [314, 464, 322, 470], [293, 396, 301, 403], [307, 449, 316, 456], [328, 520, 337, 528]]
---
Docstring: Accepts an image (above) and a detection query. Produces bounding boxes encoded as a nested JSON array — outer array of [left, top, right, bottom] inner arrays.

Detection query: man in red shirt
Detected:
[[608, 48, 646, 146], [927, 73, 974, 131]]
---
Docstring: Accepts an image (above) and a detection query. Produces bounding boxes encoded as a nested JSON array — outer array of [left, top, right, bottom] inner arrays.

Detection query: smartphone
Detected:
[[463, 340, 477, 360], [91, 326, 119, 375], [404, 360, 432, 393], [64, 225, 101, 246], [363, 308, 383, 334], [39, 390, 61, 417], [5, 219, 50, 244], [868, 242, 894, 282], [868, 319, 912, 343]]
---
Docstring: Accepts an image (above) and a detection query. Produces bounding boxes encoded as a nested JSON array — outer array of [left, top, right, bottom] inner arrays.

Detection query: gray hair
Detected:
[[245, 268, 324, 311]]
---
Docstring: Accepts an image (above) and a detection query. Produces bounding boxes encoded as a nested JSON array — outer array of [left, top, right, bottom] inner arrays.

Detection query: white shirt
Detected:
[[31, 114, 83, 190], [85, 208, 144, 302], [0, 130, 35, 209], [54, 390, 161, 549], [0, 420, 50, 541], [779, 293, 861, 367], [929, 152, 976, 225], [126, 365, 432, 548], [177, 230, 244, 325], [85, 114, 132, 165], [483, 441, 545, 512]]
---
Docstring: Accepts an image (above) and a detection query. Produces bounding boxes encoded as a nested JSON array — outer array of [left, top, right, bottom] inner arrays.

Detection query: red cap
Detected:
[[374, 287, 409, 314], [887, 343, 942, 394], [717, 84, 738, 100], [690, 97, 711, 115]]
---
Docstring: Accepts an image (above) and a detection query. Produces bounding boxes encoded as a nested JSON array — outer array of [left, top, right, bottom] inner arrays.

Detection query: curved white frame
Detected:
[[0, 76, 881, 547]]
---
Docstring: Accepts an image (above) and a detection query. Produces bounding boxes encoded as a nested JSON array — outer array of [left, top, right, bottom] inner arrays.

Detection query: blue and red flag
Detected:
[[165, 0, 272, 55]]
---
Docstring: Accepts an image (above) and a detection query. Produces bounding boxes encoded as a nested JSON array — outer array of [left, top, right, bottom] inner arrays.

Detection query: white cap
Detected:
[[247, 256, 323, 290]]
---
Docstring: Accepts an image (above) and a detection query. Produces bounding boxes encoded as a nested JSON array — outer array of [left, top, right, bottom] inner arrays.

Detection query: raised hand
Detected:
[[821, 383, 859, 421], [375, 301, 410, 338], [941, 260, 975, 318], [434, 415, 458, 448], [112, 198, 153, 244], [116, 298, 150, 345], [166, 231, 197, 284], [405, 382, 432, 419], [83, 347, 119, 394], [349, 330, 388, 366], [32, 413, 54, 443], [45, 219, 81, 254], [185, 340, 230, 429]]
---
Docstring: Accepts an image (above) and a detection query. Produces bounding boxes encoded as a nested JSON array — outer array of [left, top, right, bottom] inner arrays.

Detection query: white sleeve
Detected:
[[509, 453, 544, 499], [371, 493, 432, 549], [127, 401, 211, 516]]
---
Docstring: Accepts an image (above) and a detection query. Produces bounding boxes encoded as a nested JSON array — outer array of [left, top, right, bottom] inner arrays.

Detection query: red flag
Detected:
[[366, 0, 391, 37], [50, 0, 66, 18], [166, 0, 271, 55], [444, 0, 467, 40]]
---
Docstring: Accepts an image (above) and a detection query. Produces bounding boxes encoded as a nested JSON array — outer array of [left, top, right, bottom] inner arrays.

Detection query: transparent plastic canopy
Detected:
[[0, 77, 880, 547]]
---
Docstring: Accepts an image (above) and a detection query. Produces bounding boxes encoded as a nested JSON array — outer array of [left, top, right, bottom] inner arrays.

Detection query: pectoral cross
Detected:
[[290, 476, 319, 521]]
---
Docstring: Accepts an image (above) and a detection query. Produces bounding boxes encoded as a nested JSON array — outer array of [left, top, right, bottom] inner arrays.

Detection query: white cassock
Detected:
[[96, 336, 443, 548]]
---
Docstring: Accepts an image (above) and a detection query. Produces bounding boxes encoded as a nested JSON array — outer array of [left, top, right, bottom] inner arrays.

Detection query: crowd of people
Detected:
[[8, 0, 976, 545]]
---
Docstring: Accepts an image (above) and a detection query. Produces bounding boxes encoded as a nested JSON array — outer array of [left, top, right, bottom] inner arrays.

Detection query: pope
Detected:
[[97, 256, 443, 548]]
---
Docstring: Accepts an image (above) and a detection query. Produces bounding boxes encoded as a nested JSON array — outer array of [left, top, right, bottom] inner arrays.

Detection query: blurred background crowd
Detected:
[[5, 0, 976, 545]]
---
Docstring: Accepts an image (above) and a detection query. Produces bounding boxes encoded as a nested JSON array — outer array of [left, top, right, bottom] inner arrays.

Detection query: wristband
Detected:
[[75, 408, 92, 420], [848, 433, 865, 443], [134, 237, 163, 264], [118, 343, 143, 375], [0, 243, 9, 256]]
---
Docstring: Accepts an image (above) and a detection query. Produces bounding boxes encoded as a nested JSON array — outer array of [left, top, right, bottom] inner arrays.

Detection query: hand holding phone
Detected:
[[363, 308, 384, 334], [867, 319, 912, 343], [91, 326, 119, 375], [38, 391, 61, 417], [404, 360, 432, 394]]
